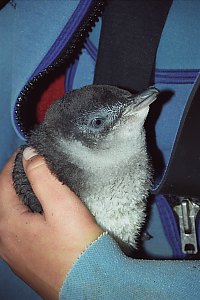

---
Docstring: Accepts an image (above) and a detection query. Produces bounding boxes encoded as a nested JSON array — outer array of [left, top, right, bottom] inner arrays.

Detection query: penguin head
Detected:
[[44, 85, 158, 151]]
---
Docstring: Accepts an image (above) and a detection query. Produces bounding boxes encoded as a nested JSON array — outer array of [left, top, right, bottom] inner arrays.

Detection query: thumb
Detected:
[[22, 147, 94, 223]]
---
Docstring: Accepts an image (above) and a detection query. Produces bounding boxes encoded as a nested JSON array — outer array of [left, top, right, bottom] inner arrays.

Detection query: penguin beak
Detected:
[[124, 87, 159, 115]]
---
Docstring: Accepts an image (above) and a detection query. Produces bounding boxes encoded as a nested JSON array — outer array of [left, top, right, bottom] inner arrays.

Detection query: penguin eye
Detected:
[[91, 118, 105, 128], [79, 109, 115, 135]]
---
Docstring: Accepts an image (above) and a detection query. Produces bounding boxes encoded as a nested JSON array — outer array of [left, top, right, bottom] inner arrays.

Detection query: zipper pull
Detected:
[[173, 197, 200, 255]]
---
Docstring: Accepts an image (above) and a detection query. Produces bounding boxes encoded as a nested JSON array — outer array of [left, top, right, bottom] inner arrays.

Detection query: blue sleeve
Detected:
[[59, 233, 200, 300]]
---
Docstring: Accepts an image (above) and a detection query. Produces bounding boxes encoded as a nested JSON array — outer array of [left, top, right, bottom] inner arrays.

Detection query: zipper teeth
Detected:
[[15, 0, 105, 137]]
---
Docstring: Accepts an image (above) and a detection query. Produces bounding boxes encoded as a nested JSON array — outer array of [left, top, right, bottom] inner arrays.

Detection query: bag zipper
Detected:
[[173, 197, 200, 256], [156, 195, 200, 258], [14, 0, 105, 138]]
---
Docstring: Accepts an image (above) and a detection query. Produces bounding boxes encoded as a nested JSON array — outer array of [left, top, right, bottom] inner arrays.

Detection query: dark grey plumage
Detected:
[[13, 84, 158, 248]]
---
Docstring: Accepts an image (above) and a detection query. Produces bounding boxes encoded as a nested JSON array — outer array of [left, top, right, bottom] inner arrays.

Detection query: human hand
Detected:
[[0, 149, 103, 300]]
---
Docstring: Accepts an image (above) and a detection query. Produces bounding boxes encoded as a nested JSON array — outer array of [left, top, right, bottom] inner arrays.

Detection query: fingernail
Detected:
[[23, 147, 38, 160]]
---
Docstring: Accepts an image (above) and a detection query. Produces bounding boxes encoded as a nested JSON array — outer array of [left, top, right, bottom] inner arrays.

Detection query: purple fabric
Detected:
[[155, 68, 200, 84], [65, 59, 79, 91], [84, 38, 98, 61], [155, 195, 185, 258]]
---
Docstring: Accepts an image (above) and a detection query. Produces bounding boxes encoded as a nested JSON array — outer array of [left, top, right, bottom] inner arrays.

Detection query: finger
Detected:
[[22, 148, 90, 221]]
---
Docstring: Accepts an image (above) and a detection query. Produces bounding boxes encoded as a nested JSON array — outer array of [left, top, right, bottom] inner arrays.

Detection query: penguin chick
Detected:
[[13, 84, 158, 249]]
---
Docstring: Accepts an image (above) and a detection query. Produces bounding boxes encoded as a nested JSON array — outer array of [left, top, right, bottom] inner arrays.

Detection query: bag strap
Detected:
[[94, 0, 172, 92]]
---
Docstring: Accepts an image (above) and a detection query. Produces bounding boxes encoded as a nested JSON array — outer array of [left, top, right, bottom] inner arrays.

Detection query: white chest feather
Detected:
[[59, 131, 151, 247], [81, 156, 150, 247]]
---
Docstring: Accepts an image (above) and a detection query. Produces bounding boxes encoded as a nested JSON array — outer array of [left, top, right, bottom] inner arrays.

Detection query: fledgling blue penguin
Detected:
[[13, 84, 158, 249]]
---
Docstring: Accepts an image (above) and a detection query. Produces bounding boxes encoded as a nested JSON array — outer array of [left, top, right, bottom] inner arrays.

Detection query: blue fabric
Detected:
[[0, 0, 79, 168], [60, 233, 200, 300]]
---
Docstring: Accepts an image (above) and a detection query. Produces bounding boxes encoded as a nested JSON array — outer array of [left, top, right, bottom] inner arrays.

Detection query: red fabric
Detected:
[[36, 73, 65, 123]]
